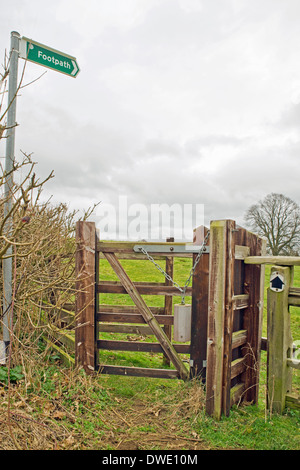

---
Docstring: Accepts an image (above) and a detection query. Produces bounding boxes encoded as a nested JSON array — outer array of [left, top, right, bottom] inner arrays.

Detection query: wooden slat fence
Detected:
[[73, 219, 300, 418]]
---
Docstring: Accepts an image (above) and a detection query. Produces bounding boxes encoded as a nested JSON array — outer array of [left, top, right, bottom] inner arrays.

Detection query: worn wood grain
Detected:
[[206, 220, 234, 419], [97, 281, 192, 296], [75, 221, 97, 374], [103, 252, 189, 380], [99, 365, 179, 379], [163, 237, 174, 366], [97, 339, 190, 354], [190, 226, 209, 381]]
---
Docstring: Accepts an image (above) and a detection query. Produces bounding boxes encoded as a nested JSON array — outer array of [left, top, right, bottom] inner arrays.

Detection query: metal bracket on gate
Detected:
[[133, 244, 210, 254]]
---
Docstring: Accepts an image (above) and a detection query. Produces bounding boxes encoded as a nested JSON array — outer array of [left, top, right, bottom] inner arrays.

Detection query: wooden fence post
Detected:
[[205, 220, 235, 419], [240, 230, 266, 404], [267, 265, 293, 414], [75, 221, 97, 374], [163, 237, 174, 366], [190, 226, 209, 381]]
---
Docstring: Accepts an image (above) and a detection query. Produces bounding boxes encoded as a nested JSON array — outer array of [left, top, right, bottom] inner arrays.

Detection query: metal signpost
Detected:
[[1, 31, 79, 363]]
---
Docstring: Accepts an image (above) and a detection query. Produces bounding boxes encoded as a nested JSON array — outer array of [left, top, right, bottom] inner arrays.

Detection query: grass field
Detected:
[[1, 256, 299, 450]]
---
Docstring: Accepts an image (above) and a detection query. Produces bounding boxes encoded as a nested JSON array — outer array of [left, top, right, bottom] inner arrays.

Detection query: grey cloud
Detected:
[[1, 0, 300, 234]]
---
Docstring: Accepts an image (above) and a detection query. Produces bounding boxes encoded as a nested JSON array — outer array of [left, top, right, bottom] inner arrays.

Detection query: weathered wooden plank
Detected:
[[99, 323, 153, 335], [231, 357, 246, 380], [190, 226, 210, 381], [75, 221, 97, 374], [232, 294, 249, 310], [98, 240, 194, 257], [232, 329, 247, 349], [235, 245, 250, 260], [98, 304, 165, 314], [98, 365, 179, 379], [221, 220, 236, 417], [163, 237, 174, 366], [289, 287, 300, 295], [99, 252, 179, 260], [285, 394, 300, 410], [288, 296, 300, 306], [238, 227, 266, 404], [97, 312, 174, 325], [100, 281, 166, 287], [46, 325, 75, 351], [206, 220, 235, 419], [98, 240, 190, 250], [288, 287, 300, 306], [95, 230, 100, 361], [267, 265, 293, 414], [44, 338, 75, 367], [97, 281, 192, 296], [230, 382, 245, 407], [103, 252, 189, 380], [244, 256, 300, 266], [97, 339, 190, 354], [41, 301, 75, 327]]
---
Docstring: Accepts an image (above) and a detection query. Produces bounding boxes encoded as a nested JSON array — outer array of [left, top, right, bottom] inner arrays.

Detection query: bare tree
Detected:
[[245, 193, 300, 255]]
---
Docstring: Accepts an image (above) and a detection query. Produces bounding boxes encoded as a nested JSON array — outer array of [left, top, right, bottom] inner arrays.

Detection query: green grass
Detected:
[[95, 256, 300, 450], [6, 256, 298, 450]]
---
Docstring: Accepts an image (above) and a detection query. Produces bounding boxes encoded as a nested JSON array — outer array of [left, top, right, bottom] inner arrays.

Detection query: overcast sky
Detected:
[[1, 0, 300, 239]]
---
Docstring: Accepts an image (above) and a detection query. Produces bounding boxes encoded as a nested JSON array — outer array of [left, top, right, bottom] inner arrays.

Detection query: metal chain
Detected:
[[140, 231, 210, 304]]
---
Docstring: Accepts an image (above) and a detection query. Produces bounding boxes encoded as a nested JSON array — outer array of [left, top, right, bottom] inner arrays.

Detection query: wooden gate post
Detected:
[[242, 230, 266, 405], [267, 265, 293, 414], [75, 221, 98, 374], [190, 226, 210, 381], [205, 219, 235, 419], [163, 237, 174, 366]]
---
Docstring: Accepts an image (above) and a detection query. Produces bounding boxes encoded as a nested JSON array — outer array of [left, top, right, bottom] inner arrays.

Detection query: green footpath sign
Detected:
[[20, 37, 80, 77]]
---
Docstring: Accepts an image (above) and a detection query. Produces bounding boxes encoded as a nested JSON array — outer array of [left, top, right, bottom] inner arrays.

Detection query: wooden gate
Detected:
[[75, 219, 265, 418], [75, 221, 210, 381]]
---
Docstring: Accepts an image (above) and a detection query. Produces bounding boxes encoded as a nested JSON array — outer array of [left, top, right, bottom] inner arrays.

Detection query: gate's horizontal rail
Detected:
[[231, 357, 246, 380], [98, 241, 194, 258], [99, 252, 174, 260], [97, 339, 190, 354], [98, 304, 165, 314], [244, 255, 300, 266], [98, 365, 180, 379], [232, 329, 247, 349], [98, 243, 249, 258], [97, 281, 192, 296], [232, 294, 249, 310], [99, 323, 153, 335], [97, 312, 174, 325], [230, 383, 245, 407], [289, 287, 300, 306]]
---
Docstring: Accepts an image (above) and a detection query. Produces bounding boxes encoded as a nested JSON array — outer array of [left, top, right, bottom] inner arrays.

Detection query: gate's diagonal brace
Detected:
[[103, 252, 189, 381]]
